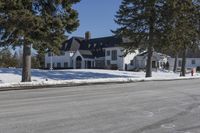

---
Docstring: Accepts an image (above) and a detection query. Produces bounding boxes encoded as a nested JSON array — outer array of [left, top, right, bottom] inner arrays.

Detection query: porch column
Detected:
[[94, 57, 96, 68], [93, 61, 95, 68]]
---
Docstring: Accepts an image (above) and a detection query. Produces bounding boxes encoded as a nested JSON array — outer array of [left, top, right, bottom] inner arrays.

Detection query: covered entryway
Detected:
[[76, 56, 82, 69], [84, 60, 95, 69]]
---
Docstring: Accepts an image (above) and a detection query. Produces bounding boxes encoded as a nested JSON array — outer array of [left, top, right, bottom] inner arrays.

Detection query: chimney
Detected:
[[85, 31, 91, 40]]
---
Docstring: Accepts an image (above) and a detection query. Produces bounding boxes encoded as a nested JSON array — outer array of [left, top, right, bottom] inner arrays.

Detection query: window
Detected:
[[107, 60, 111, 66], [152, 61, 156, 68], [111, 50, 117, 60], [107, 50, 110, 56], [192, 60, 196, 65], [57, 63, 61, 68], [64, 62, 68, 68], [178, 60, 182, 67], [130, 60, 134, 66], [47, 63, 50, 68]]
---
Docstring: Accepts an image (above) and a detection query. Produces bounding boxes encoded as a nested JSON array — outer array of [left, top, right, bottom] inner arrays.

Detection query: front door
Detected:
[[76, 56, 82, 69], [152, 61, 156, 68], [87, 61, 92, 69]]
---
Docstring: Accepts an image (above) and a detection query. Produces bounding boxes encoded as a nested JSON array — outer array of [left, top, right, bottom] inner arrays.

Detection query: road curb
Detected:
[[0, 76, 200, 91]]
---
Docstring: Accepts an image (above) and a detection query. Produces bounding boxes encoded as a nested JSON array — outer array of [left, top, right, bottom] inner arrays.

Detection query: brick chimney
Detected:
[[85, 31, 91, 40]]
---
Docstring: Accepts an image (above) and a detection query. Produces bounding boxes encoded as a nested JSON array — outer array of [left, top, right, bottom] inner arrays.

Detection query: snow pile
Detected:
[[0, 68, 199, 88]]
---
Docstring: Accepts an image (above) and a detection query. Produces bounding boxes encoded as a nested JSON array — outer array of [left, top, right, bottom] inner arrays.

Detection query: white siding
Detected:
[[125, 50, 139, 70], [105, 47, 124, 70], [45, 52, 73, 69], [131, 52, 170, 70], [169, 58, 200, 70], [105, 47, 137, 70]]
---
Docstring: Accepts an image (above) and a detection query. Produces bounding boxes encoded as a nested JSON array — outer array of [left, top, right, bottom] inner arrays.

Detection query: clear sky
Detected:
[[70, 0, 122, 38]]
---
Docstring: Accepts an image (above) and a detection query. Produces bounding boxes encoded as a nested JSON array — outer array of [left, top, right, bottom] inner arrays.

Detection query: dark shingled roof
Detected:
[[61, 36, 123, 58], [61, 37, 84, 51], [137, 51, 148, 56], [82, 36, 123, 58], [79, 50, 94, 59], [87, 36, 123, 48]]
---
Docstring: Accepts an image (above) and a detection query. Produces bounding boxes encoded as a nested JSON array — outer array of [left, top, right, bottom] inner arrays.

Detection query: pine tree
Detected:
[[114, 0, 164, 77], [36, 49, 45, 69], [0, 0, 80, 82], [162, 0, 200, 76], [0, 48, 18, 67], [31, 56, 40, 69]]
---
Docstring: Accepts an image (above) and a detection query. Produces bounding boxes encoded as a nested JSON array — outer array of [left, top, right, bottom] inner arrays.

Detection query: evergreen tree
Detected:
[[37, 50, 45, 69], [0, 0, 80, 82], [0, 48, 18, 67], [162, 0, 200, 76], [114, 0, 164, 77], [31, 56, 40, 69]]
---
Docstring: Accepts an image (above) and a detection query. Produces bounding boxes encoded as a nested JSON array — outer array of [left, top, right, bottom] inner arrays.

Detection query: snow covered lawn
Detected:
[[0, 68, 200, 85]]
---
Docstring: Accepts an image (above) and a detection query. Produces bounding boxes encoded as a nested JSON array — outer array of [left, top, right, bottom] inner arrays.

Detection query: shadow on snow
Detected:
[[0, 68, 138, 81]]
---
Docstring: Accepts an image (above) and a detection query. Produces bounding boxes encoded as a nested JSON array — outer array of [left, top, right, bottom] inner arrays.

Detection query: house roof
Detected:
[[62, 36, 123, 50], [79, 50, 94, 59], [137, 51, 148, 56], [137, 51, 170, 59], [61, 35, 123, 58], [61, 37, 84, 51], [86, 36, 123, 58], [87, 36, 123, 48]]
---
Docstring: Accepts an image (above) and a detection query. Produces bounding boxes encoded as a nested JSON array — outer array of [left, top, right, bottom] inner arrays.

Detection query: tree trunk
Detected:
[[180, 48, 186, 77], [145, 19, 154, 77], [146, 45, 153, 77], [173, 53, 178, 73], [22, 43, 32, 82], [145, 7, 155, 78]]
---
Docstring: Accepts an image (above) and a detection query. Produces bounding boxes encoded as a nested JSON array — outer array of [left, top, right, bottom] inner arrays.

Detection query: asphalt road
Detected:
[[0, 80, 200, 133]]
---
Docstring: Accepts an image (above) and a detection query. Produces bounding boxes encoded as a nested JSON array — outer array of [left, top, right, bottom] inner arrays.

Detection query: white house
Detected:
[[45, 33, 137, 70], [104, 47, 138, 70], [45, 51, 74, 69], [129, 51, 170, 70], [168, 48, 200, 71]]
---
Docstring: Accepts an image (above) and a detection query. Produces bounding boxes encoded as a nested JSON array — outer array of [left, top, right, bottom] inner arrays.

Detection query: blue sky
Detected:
[[70, 0, 122, 38]]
